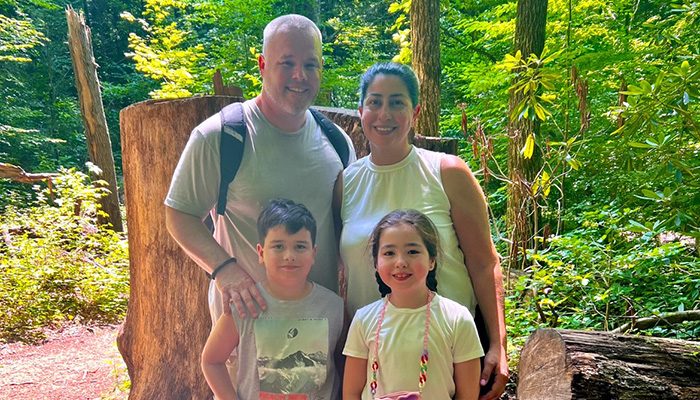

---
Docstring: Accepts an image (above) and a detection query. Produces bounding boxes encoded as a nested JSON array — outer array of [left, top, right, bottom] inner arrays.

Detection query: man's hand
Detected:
[[215, 262, 267, 318], [479, 345, 509, 400]]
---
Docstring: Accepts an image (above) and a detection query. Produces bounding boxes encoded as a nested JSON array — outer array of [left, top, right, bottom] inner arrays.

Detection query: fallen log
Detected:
[[612, 310, 700, 334], [0, 162, 58, 183], [517, 328, 700, 400]]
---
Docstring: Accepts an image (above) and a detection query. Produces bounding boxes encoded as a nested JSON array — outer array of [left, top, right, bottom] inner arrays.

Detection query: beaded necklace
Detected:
[[370, 291, 433, 398]]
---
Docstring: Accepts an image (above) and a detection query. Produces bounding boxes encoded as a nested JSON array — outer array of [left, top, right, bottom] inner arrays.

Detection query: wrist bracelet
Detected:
[[207, 257, 237, 280]]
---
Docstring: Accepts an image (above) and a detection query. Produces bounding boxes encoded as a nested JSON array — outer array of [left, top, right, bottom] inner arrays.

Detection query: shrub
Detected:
[[0, 168, 129, 343], [506, 205, 700, 363]]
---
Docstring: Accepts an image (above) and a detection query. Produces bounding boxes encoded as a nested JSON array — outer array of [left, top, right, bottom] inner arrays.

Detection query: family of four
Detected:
[[165, 13, 508, 400]]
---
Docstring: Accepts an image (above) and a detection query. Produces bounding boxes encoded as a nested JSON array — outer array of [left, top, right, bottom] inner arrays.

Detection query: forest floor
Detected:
[[0, 323, 518, 400], [0, 324, 128, 400]]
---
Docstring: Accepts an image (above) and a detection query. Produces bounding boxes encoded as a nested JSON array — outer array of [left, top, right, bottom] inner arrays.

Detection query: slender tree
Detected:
[[66, 6, 123, 231], [506, 0, 548, 268], [411, 0, 440, 138]]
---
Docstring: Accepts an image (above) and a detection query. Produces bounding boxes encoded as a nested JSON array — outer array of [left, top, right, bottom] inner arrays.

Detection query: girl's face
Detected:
[[359, 74, 419, 151], [375, 223, 435, 297]]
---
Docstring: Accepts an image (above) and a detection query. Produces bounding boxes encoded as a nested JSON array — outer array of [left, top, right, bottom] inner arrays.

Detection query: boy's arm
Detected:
[[201, 313, 240, 400], [453, 358, 481, 400], [343, 356, 367, 400]]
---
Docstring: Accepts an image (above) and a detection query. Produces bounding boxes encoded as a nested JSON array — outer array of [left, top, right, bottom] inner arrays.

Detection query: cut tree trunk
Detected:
[[117, 96, 241, 400], [518, 328, 700, 400], [66, 6, 122, 231]]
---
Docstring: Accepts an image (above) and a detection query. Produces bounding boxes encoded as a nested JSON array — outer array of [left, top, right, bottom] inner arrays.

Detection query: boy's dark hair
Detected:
[[368, 209, 439, 297], [257, 198, 317, 245]]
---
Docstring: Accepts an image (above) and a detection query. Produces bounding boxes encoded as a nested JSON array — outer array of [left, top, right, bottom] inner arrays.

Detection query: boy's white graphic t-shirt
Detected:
[[233, 283, 344, 400]]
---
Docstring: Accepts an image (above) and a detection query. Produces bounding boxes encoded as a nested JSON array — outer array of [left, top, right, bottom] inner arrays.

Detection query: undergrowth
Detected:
[[504, 205, 700, 365], [0, 168, 129, 343]]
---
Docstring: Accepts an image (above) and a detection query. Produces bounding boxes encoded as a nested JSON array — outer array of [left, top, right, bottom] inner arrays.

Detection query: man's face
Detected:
[[259, 28, 322, 119]]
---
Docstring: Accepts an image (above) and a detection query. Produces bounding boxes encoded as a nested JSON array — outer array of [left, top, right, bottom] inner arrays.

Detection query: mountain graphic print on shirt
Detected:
[[254, 317, 329, 399]]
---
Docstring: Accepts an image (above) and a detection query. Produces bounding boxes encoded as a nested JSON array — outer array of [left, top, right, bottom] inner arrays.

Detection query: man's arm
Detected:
[[441, 155, 508, 400], [165, 206, 266, 317]]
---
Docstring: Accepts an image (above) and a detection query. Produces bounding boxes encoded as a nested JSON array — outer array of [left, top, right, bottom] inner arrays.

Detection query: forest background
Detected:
[[1, 0, 699, 385]]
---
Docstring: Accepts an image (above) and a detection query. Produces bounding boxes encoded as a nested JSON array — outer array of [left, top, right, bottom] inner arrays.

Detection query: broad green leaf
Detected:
[[628, 219, 650, 232], [641, 189, 661, 199]]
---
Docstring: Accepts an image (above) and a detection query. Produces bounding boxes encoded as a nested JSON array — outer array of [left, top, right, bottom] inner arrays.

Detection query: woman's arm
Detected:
[[454, 358, 481, 400], [201, 313, 240, 400], [441, 155, 508, 400], [343, 356, 368, 400]]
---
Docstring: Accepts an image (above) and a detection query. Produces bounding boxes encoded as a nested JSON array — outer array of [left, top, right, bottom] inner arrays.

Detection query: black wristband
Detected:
[[207, 257, 237, 280]]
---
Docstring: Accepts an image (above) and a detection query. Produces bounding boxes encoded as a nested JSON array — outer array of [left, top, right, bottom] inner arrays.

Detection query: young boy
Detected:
[[201, 198, 344, 400]]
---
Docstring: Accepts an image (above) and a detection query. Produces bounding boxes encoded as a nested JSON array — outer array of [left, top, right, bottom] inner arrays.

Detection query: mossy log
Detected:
[[518, 328, 700, 400]]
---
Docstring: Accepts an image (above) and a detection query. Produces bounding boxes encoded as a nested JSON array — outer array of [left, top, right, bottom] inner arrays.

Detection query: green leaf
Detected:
[[628, 219, 650, 232], [680, 60, 690, 76], [628, 141, 654, 149], [641, 189, 661, 199]]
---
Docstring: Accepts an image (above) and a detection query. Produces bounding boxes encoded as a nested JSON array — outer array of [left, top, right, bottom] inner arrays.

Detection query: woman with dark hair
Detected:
[[335, 62, 508, 400]]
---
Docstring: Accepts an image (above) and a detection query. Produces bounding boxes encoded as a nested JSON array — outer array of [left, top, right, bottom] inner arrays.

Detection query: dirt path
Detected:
[[0, 324, 128, 400]]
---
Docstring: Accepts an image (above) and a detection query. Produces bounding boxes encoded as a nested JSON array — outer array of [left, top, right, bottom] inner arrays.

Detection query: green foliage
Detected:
[[0, 169, 129, 343], [122, 0, 207, 99], [506, 205, 700, 361], [0, 13, 48, 62]]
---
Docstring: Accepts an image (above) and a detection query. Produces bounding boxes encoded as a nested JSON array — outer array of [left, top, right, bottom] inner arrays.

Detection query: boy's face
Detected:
[[257, 226, 316, 286]]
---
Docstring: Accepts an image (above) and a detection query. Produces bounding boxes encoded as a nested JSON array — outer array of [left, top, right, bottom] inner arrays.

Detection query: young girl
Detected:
[[342, 209, 483, 400]]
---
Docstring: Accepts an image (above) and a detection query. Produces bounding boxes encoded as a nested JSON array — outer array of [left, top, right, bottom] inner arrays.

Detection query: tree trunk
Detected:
[[65, 6, 123, 232], [117, 96, 241, 400], [411, 0, 441, 139], [506, 0, 548, 268], [290, 0, 320, 23], [518, 329, 700, 400]]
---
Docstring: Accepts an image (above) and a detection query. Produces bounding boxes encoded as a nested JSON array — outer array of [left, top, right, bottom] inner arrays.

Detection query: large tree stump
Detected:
[[518, 328, 700, 400], [117, 96, 242, 399]]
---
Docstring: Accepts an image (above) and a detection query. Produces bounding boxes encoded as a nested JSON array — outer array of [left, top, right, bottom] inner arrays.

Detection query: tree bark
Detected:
[[117, 96, 242, 400], [65, 6, 122, 232], [506, 0, 548, 268], [411, 0, 441, 139], [518, 328, 700, 400], [289, 0, 320, 23], [0, 162, 58, 183]]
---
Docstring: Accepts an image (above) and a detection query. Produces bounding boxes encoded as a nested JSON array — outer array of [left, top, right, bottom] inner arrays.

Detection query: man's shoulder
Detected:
[[194, 111, 221, 138]]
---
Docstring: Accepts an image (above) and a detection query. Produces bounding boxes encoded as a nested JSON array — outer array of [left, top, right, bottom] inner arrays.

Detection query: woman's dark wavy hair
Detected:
[[368, 209, 439, 297], [358, 62, 420, 108]]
